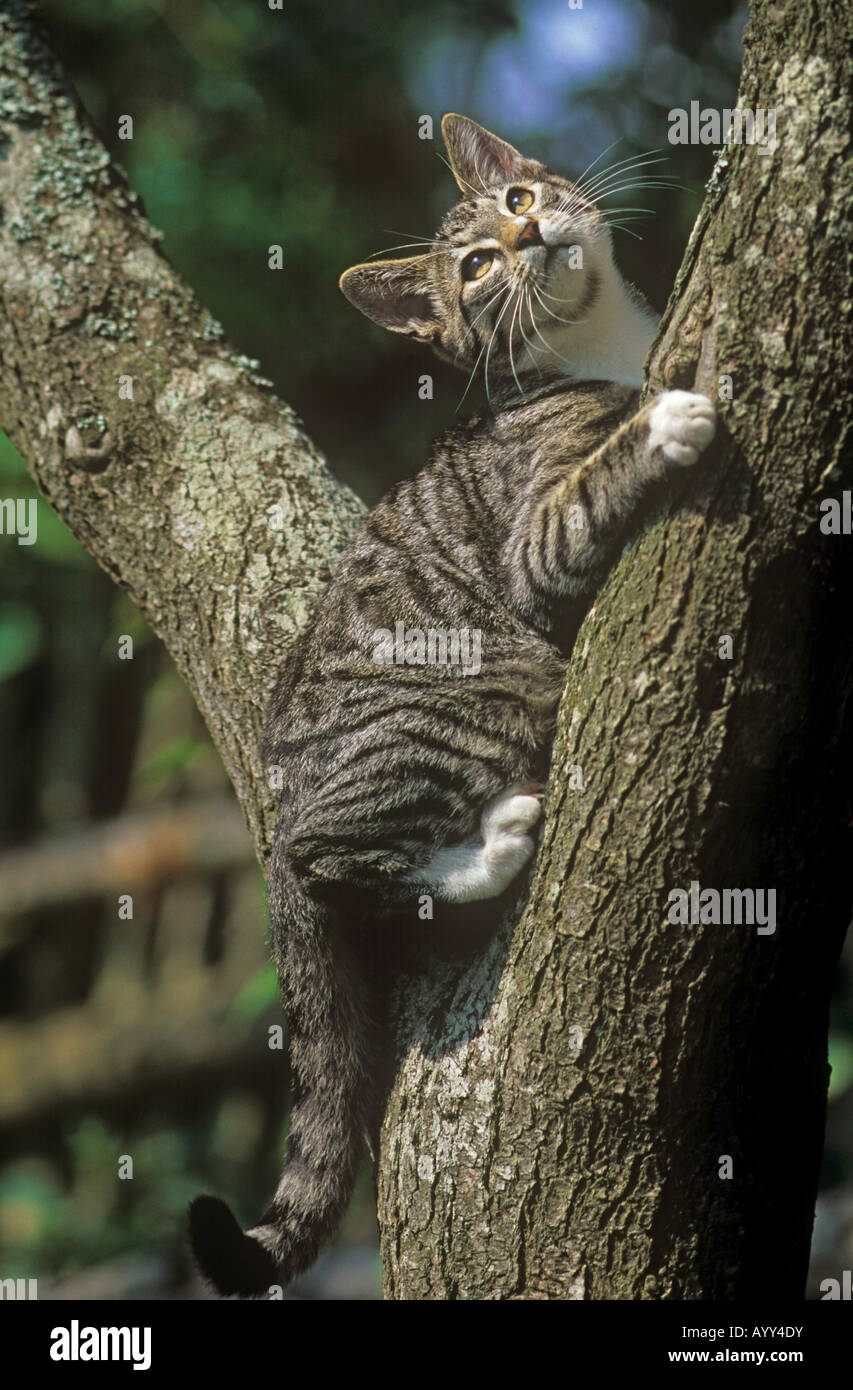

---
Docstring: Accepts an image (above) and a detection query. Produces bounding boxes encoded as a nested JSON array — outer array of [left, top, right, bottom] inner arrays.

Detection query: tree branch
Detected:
[[0, 0, 365, 861]]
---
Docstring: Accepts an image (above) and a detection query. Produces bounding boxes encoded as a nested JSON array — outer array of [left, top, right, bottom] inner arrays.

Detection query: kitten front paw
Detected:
[[648, 390, 716, 468]]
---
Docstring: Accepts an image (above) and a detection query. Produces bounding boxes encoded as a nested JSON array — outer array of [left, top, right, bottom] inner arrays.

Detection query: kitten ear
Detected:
[[339, 258, 443, 342], [441, 114, 542, 194]]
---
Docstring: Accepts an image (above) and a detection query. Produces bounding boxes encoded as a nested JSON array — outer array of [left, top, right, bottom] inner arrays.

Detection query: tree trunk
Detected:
[[378, 0, 853, 1299], [1, 0, 851, 1301]]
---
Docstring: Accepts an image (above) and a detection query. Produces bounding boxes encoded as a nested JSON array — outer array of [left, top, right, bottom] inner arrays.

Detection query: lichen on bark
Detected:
[[1, 0, 851, 1302], [0, 0, 364, 857], [378, 0, 853, 1300]]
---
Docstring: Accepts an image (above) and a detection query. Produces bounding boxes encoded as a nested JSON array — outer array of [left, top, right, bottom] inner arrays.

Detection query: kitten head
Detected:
[[340, 115, 618, 390]]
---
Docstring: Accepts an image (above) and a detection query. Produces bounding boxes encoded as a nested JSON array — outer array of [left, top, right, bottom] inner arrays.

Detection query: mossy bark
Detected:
[[1, 0, 851, 1301], [378, 0, 853, 1299]]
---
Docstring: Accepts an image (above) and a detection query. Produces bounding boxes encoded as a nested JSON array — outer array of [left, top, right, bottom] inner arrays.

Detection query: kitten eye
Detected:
[[461, 249, 496, 281], [506, 187, 534, 215]]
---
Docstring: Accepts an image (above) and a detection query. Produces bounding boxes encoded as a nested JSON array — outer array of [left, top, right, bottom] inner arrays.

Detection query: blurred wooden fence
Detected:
[[0, 798, 279, 1132]]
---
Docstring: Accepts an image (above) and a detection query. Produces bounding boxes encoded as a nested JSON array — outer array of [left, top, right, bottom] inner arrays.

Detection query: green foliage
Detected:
[[0, 1119, 201, 1280], [828, 1032, 853, 1100], [0, 430, 25, 478], [229, 962, 280, 1020], [0, 431, 97, 569], [0, 602, 43, 683], [0, 1163, 65, 1272], [137, 733, 211, 788]]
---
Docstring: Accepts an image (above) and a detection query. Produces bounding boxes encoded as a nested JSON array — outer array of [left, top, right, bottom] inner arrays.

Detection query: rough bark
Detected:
[[378, 0, 853, 1298], [0, 0, 365, 862], [1, 0, 851, 1302]]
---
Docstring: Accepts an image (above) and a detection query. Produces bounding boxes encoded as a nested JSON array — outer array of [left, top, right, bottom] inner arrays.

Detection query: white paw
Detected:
[[483, 831, 538, 890], [648, 390, 716, 467], [480, 788, 542, 891], [481, 787, 543, 841]]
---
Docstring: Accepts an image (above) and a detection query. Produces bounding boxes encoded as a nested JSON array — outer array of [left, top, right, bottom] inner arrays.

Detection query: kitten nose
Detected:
[[515, 219, 543, 250]]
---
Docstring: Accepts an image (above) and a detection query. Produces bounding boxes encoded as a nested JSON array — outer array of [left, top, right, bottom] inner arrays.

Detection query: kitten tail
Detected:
[[189, 846, 374, 1296]]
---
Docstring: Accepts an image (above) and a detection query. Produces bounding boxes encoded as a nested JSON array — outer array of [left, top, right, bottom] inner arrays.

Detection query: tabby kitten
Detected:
[[190, 115, 716, 1295]]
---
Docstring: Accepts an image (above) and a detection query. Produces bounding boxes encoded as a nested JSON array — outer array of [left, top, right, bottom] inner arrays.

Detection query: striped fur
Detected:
[[189, 116, 716, 1295]]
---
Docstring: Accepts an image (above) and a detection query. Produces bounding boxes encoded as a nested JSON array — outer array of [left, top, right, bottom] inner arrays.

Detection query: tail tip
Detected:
[[189, 1195, 278, 1297]]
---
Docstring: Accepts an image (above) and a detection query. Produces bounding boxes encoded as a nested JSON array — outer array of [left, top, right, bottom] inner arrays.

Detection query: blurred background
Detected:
[[0, 0, 850, 1299]]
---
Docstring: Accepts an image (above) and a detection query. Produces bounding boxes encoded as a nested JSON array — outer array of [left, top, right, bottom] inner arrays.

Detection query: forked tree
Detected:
[[0, 0, 850, 1298]]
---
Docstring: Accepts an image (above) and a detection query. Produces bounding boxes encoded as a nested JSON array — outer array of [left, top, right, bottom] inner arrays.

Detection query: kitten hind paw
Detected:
[[479, 788, 543, 890], [481, 787, 544, 841]]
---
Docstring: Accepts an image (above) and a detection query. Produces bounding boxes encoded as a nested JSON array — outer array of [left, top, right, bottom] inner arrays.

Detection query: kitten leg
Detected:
[[505, 390, 716, 608], [404, 785, 543, 903]]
